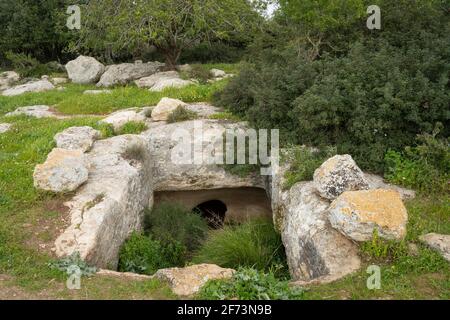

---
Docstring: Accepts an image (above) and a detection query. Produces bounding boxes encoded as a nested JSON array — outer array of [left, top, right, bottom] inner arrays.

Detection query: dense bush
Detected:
[[145, 203, 209, 254], [180, 42, 246, 64], [192, 219, 288, 277], [214, 1, 450, 173], [167, 106, 198, 123], [198, 268, 304, 300], [385, 124, 449, 193], [119, 233, 183, 275]]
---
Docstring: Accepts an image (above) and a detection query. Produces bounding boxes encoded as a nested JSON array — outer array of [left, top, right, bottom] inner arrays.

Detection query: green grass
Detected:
[[116, 121, 148, 135], [0, 81, 229, 116]]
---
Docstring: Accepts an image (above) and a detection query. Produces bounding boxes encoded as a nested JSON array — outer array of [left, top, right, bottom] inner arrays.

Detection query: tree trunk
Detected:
[[161, 46, 182, 71]]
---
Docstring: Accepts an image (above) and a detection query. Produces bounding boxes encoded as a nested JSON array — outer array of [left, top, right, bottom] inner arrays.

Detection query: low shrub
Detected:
[[116, 121, 148, 135], [118, 232, 167, 275], [192, 219, 288, 277], [5, 51, 60, 77], [384, 125, 449, 193], [49, 252, 97, 276], [182, 64, 212, 85], [145, 202, 209, 254], [360, 230, 408, 263], [282, 146, 337, 189], [198, 268, 304, 300], [167, 106, 198, 123]]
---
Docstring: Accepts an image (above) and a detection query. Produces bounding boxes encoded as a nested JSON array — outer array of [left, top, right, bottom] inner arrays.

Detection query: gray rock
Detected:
[[0, 123, 12, 134], [151, 97, 187, 121], [51, 77, 68, 85], [364, 173, 416, 200], [0, 71, 20, 90], [328, 189, 408, 242], [313, 155, 369, 200], [100, 109, 147, 131], [185, 103, 222, 118], [135, 71, 194, 91], [55, 126, 101, 152], [2, 79, 55, 96], [5, 105, 57, 118], [210, 68, 226, 78], [97, 61, 164, 87], [65, 56, 105, 84], [33, 148, 89, 193], [420, 233, 450, 262], [274, 180, 361, 284]]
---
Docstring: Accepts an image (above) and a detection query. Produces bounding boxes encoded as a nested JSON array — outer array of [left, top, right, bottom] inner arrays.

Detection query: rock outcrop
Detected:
[[210, 69, 226, 78], [151, 98, 187, 121], [97, 61, 164, 87], [100, 109, 148, 131], [5, 105, 59, 118], [313, 154, 369, 200], [328, 189, 408, 242], [33, 148, 89, 193], [419, 233, 450, 262], [0, 71, 20, 90], [65, 56, 105, 84], [135, 71, 194, 92], [0, 123, 12, 134], [2, 79, 55, 96], [55, 126, 101, 152], [154, 264, 234, 296]]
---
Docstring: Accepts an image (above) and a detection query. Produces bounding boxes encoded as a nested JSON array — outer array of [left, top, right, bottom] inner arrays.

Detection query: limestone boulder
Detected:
[[0, 71, 20, 90], [0, 123, 12, 134], [5, 105, 57, 118], [100, 110, 147, 131], [97, 61, 164, 87], [313, 155, 369, 200], [419, 233, 450, 262], [55, 126, 101, 152], [135, 71, 194, 92], [154, 264, 234, 297], [33, 148, 89, 193], [210, 69, 226, 78], [151, 98, 187, 121], [328, 189, 408, 242], [54, 135, 153, 268], [65, 56, 105, 84], [2, 79, 55, 96], [277, 181, 361, 284]]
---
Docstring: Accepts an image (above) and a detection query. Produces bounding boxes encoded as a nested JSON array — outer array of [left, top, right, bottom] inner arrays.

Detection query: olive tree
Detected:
[[75, 0, 262, 68]]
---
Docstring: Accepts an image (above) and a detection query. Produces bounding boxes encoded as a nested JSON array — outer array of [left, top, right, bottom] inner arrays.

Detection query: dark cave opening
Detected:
[[193, 200, 227, 229]]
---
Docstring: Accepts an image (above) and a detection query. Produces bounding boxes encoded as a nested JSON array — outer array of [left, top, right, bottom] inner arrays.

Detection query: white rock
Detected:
[[65, 56, 105, 84], [177, 64, 192, 72], [364, 173, 416, 200], [2, 79, 55, 96], [33, 148, 89, 193], [273, 179, 361, 284], [154, 264, 235, 296], [97, 61, 164, 87], [185, 103, 222, 118], [55, 126, 101, 152], [0, 123, 12, 133], [5, 105, 56, 118], [210, 68, 226, 78], [83, 90, 112, 95], [313, 155, 369, 200], [328, 189, 408, 242], [51, 77, 68, 85], [0, 71, 20, 90], [100, 110, 147, 131], [151, 98, 187, 121], [420, 233, 450, 262], [135, 71, 193, 91]]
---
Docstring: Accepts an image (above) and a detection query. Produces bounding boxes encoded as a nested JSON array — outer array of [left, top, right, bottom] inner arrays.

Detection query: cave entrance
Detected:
[[193, 200, 227, 228]]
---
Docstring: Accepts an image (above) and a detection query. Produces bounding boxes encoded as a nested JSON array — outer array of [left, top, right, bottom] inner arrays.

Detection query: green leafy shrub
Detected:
[[182, 64, 212, 84], [360, 230, 408, 263], [145, 202, 209, 254], [4, 51, 63, 77], [198, 268, 304, 300], [192, 219, 288, 277], [116, 121, 148, 135], [167, 106, 198, 123], [385, 125, 449, 193], [49, 252, 97, 276], [283, 146, 337, 189], [118, 232, 167, 275]]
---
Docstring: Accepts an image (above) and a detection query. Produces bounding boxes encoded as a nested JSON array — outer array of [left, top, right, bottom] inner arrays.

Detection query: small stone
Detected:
[[154, 264, 235, 296], [0, 71, 20, 90], [55, 126, 101, 152], [51, 77, 68, 85], [151, 98, 187, 121], [0, 123, 12, 134], [314, 155, 369, 200], [419, 233, 450, 262], [328, 189, 408, 242], [210, 69, 226, 78]]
